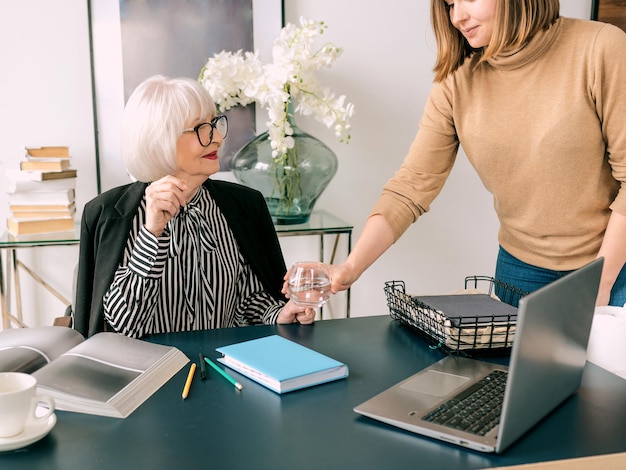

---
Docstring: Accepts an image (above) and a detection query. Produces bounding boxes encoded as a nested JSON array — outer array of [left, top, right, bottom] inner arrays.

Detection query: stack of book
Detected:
[[5, 146, 78, 236]]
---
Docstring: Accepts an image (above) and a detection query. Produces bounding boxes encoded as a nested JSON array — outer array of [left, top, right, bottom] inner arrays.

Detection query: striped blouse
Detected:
[[102, 186, 283, 338]]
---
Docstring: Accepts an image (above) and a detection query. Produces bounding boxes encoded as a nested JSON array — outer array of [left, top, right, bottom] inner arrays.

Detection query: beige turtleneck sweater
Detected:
[[372, 18, 626, 271]]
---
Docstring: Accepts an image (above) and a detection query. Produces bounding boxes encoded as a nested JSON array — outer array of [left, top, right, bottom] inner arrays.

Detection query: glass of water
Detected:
[[287, 261, 331, 307]]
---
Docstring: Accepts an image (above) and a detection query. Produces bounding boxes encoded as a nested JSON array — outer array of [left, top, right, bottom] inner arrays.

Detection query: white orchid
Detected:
[[198, 17, 354, 161]]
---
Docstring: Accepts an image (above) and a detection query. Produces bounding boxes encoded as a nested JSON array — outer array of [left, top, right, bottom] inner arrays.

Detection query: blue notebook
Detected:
[[216, 335, 349, 394]]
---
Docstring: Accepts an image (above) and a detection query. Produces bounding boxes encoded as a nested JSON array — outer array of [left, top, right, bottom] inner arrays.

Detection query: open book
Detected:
[[216, 335, 349, 394], [0, 326, 189, 418]]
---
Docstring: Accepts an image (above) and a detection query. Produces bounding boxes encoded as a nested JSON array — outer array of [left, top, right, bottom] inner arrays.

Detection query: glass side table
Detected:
[[275, 209, 353, 318], [0, 209, 354, 329], [0, 226, 80, 329]]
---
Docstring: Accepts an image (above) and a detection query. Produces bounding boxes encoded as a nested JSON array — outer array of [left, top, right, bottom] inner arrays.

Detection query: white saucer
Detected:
[[0, 407, 57, 452]]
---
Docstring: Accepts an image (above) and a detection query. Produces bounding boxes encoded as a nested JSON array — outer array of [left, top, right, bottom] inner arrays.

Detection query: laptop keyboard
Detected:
[[422, 369, 508, 436]]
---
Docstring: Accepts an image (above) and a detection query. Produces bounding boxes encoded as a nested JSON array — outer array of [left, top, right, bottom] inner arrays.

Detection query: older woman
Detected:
[[74, 75, 314, 338]]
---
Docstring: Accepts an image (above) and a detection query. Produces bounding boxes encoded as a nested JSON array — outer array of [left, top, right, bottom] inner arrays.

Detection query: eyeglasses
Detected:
[[181, 114, 228, 147]]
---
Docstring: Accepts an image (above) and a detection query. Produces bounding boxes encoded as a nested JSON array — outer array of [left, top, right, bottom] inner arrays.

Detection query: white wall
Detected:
[[278, 1, 494, 318], [0, 1, 98, 327], [0, 0, 592, 328]]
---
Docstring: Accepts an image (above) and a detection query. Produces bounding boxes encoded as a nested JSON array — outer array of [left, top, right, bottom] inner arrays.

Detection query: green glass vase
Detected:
[[232, 117, 338, 225]]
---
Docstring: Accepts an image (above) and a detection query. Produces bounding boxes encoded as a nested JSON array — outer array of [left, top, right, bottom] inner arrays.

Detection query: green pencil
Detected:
[[204, 356, 243, 391]]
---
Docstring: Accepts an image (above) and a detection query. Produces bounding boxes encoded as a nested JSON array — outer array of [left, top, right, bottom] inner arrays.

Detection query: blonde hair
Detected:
[[121, 75, 216, 182], [431, 0, 560, 82]]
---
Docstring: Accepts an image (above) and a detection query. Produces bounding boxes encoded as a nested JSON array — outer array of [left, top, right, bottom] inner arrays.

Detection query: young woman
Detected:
[[75, 75, 315, 338], [327, 0, 626, 306]]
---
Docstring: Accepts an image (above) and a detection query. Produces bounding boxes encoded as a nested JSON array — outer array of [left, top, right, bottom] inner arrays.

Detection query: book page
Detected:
[[0, 348, 48, 373], [34, 355, 140, 402], [62, 332, 178, 371], [0, 326, 84, 372]]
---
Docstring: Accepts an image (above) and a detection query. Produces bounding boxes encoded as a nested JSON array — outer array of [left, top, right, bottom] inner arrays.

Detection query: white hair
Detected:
[[120, 75, 216, 182]]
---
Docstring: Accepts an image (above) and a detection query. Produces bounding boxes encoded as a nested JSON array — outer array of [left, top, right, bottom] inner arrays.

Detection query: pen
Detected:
[[199, 353, 207, 380], [204, 356, 243, 391], [182, 362, 196, 400]]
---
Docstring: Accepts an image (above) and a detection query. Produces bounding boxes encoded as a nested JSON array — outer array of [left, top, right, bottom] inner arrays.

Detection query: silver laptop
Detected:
[[354, 258, 603, 453]]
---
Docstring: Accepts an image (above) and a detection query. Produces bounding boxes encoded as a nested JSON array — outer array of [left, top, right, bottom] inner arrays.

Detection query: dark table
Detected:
[[1, 315, 625, 469]]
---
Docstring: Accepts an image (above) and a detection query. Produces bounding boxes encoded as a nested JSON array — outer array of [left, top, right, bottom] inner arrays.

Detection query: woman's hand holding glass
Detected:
[[285, 261, 332, 307]]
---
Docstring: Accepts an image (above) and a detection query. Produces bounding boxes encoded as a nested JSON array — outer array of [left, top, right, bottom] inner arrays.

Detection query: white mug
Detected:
[[0, 372, 55, 438]]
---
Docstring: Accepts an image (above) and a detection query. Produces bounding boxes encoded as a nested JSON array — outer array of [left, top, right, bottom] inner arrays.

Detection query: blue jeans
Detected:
[[494, 247, 626, 307]]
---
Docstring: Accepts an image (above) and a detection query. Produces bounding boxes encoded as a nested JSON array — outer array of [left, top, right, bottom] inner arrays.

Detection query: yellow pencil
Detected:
[[182, 362, 196, 400]]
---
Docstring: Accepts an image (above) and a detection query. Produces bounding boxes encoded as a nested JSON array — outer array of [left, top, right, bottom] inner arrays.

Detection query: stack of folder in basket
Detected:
[[412, 293, 518, 351]]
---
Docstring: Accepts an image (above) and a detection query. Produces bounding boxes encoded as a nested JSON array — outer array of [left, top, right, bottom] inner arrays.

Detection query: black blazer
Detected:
[[74, 179, 287, 337]]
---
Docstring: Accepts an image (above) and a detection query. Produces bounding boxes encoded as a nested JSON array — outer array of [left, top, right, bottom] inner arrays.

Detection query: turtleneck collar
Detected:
[[485, 17, 562, 71]]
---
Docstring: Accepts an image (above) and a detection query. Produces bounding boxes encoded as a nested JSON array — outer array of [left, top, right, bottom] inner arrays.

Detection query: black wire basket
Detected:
[[384, 277, 527, 355]]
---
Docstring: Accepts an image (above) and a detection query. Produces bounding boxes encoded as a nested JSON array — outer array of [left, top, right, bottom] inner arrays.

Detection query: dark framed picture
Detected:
[[592, 0, 626, 31], [89, 0, 283, 191]]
